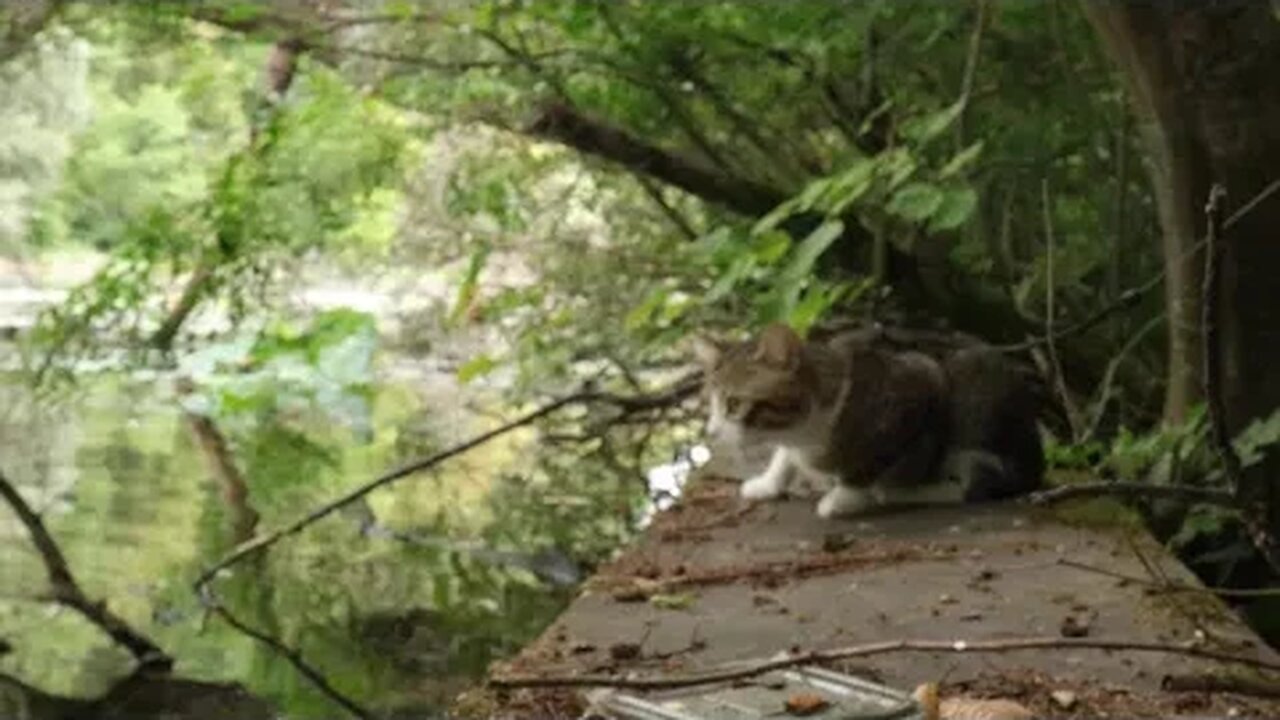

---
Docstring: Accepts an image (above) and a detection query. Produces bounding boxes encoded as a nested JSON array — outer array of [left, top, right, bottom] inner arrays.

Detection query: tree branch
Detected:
[[1057, 558, 1280, 598], [491, 635, 1280, 690], [198, 588, 373, 720], [0, 467, 172, 670], [1202, 184, 1280, 575], [193, 376, 699, 591], [526, 101, 784, 217], [1026, 480, 1237, 508]]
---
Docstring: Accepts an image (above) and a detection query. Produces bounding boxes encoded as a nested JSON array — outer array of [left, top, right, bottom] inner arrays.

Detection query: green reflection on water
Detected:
[[0, 371, 579, 718]]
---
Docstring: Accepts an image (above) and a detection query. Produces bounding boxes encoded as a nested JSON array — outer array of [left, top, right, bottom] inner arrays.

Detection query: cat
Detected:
[[692, 323, 1043, 518]]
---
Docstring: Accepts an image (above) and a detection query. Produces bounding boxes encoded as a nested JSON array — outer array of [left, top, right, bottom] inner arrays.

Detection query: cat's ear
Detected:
[[754, 323, 804, 369], [690, 335, 723, 369]]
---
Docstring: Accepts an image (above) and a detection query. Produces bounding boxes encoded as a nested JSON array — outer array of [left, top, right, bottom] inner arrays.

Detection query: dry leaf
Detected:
[[784, 692, 829, 716], [1059, 614, 1090, 637], [608, 642, 641, 661], [939, 697, 1035, 720], [1050, 689, 1078, 710], [915, 682, 1034, 720]]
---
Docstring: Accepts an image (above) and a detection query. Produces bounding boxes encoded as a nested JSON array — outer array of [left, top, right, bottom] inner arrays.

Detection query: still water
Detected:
[[0, 345, 680, 717]]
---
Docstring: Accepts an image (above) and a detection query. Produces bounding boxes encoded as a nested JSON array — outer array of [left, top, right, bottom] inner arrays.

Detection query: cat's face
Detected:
[[693, 324, 818, 450]]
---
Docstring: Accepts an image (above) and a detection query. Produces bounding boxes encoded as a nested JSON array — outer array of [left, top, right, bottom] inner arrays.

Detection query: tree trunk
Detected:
[[1083, 2, 1280, 522]]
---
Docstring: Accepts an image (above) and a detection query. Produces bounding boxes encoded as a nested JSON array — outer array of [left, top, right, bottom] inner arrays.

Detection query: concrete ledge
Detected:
[[484, 476, 1280, 717]]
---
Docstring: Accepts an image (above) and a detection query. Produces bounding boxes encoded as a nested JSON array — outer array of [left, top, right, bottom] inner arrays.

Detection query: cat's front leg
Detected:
[[816, 484, 878, 518], [740, 446, 792, 501]]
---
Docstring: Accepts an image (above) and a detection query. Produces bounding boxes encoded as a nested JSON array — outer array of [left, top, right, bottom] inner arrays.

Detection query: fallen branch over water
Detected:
[[197, 587, 375, 720], [0, 465, 172, 671], [193, 376, 699, 590], [490, 636, 1280, 691]]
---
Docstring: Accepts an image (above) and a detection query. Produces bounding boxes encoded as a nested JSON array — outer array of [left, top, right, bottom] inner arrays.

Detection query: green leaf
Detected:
[[704, 254, 754, 304], [649, 592, 696, 610], [779, 220, 843, 286], [788, 284, 836, 334], [450, 242, 491, 325], [626, 287, 671, 330], [752, 197, 799, 235], [928, 188, 979, 231], [457, 354, 497, 383], [887, 183, 945, 222], [878, 148, 919, 190], [824, 159, 876, 214], [751, 229, 792, 264], [761, 220, 844, 321], [939, 141, 985, 179], [903, 99, 965, 144]]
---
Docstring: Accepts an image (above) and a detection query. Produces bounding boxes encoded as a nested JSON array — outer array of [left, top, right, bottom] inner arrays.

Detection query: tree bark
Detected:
[[526, 101, 1044, 348], [1083, 1, 1280, 525], [1081, 2, 1212, 425]]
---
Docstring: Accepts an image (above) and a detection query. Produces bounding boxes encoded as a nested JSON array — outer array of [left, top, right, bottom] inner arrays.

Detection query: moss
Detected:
[[1042, 496, 1147, 532]]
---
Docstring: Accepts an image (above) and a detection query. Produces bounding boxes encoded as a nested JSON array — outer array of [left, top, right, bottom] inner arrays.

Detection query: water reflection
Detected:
[[0, 366, 615, 717]]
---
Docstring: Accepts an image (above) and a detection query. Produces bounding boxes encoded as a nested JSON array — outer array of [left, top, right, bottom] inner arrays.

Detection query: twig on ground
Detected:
[[1201, 184, 1280, 575], [1057, 558, 1280, 598], [490, 635, 1280, 690], [1026, 481, 1237, 508], [1163, 672, 1280, 699], [198, 588, 374, 720], [0, 466, 172, 671], [194, 376, 699, 590]]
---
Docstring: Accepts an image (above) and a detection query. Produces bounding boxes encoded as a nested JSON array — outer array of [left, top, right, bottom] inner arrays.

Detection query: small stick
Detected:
[[1026, 481, 1237, 508], [1163, 672, 1280, 699], [1057, 558, 1280, 598], [491, 635, 1280, 690]]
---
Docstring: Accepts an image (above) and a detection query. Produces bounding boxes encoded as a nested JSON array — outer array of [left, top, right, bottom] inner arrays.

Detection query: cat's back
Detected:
[[820, 329, 948, 433]]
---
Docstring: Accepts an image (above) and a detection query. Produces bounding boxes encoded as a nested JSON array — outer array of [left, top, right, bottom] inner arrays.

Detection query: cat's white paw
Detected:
[[816, 485, 875, 518], [740, 472, 786, 501]]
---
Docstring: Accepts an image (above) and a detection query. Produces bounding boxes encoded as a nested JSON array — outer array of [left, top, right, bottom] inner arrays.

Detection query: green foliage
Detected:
[[0, 27, 92, 251], [23, 29, 413, 373], [180, 308, 378, 439], [1, 0, 1239, 715]]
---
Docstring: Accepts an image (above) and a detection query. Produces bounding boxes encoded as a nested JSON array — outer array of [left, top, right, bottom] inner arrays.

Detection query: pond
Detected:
[[0, 330, 689, 718]]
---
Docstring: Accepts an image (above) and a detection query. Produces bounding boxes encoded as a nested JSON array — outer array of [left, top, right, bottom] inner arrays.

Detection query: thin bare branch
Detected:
[[194, 376, 699, 590], [1080, 313, 1164, 443], [1040, 178, 1084, 439], [199, 588, 374, 720], [1058, 558, 1280, 598], [1004, 174, 1280, 353], [1163, 673, 1280, 699], [955, 0, 989, 142], [491, 635, 1280, 690], [1026, 480, 1236, 508]]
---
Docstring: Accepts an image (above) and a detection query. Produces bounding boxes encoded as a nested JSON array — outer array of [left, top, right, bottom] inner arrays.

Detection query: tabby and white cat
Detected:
[[693, 323, 1043, 518]]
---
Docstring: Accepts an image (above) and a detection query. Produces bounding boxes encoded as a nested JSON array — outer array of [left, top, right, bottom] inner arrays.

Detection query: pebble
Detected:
[[1051, 690, 1078, 710]]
